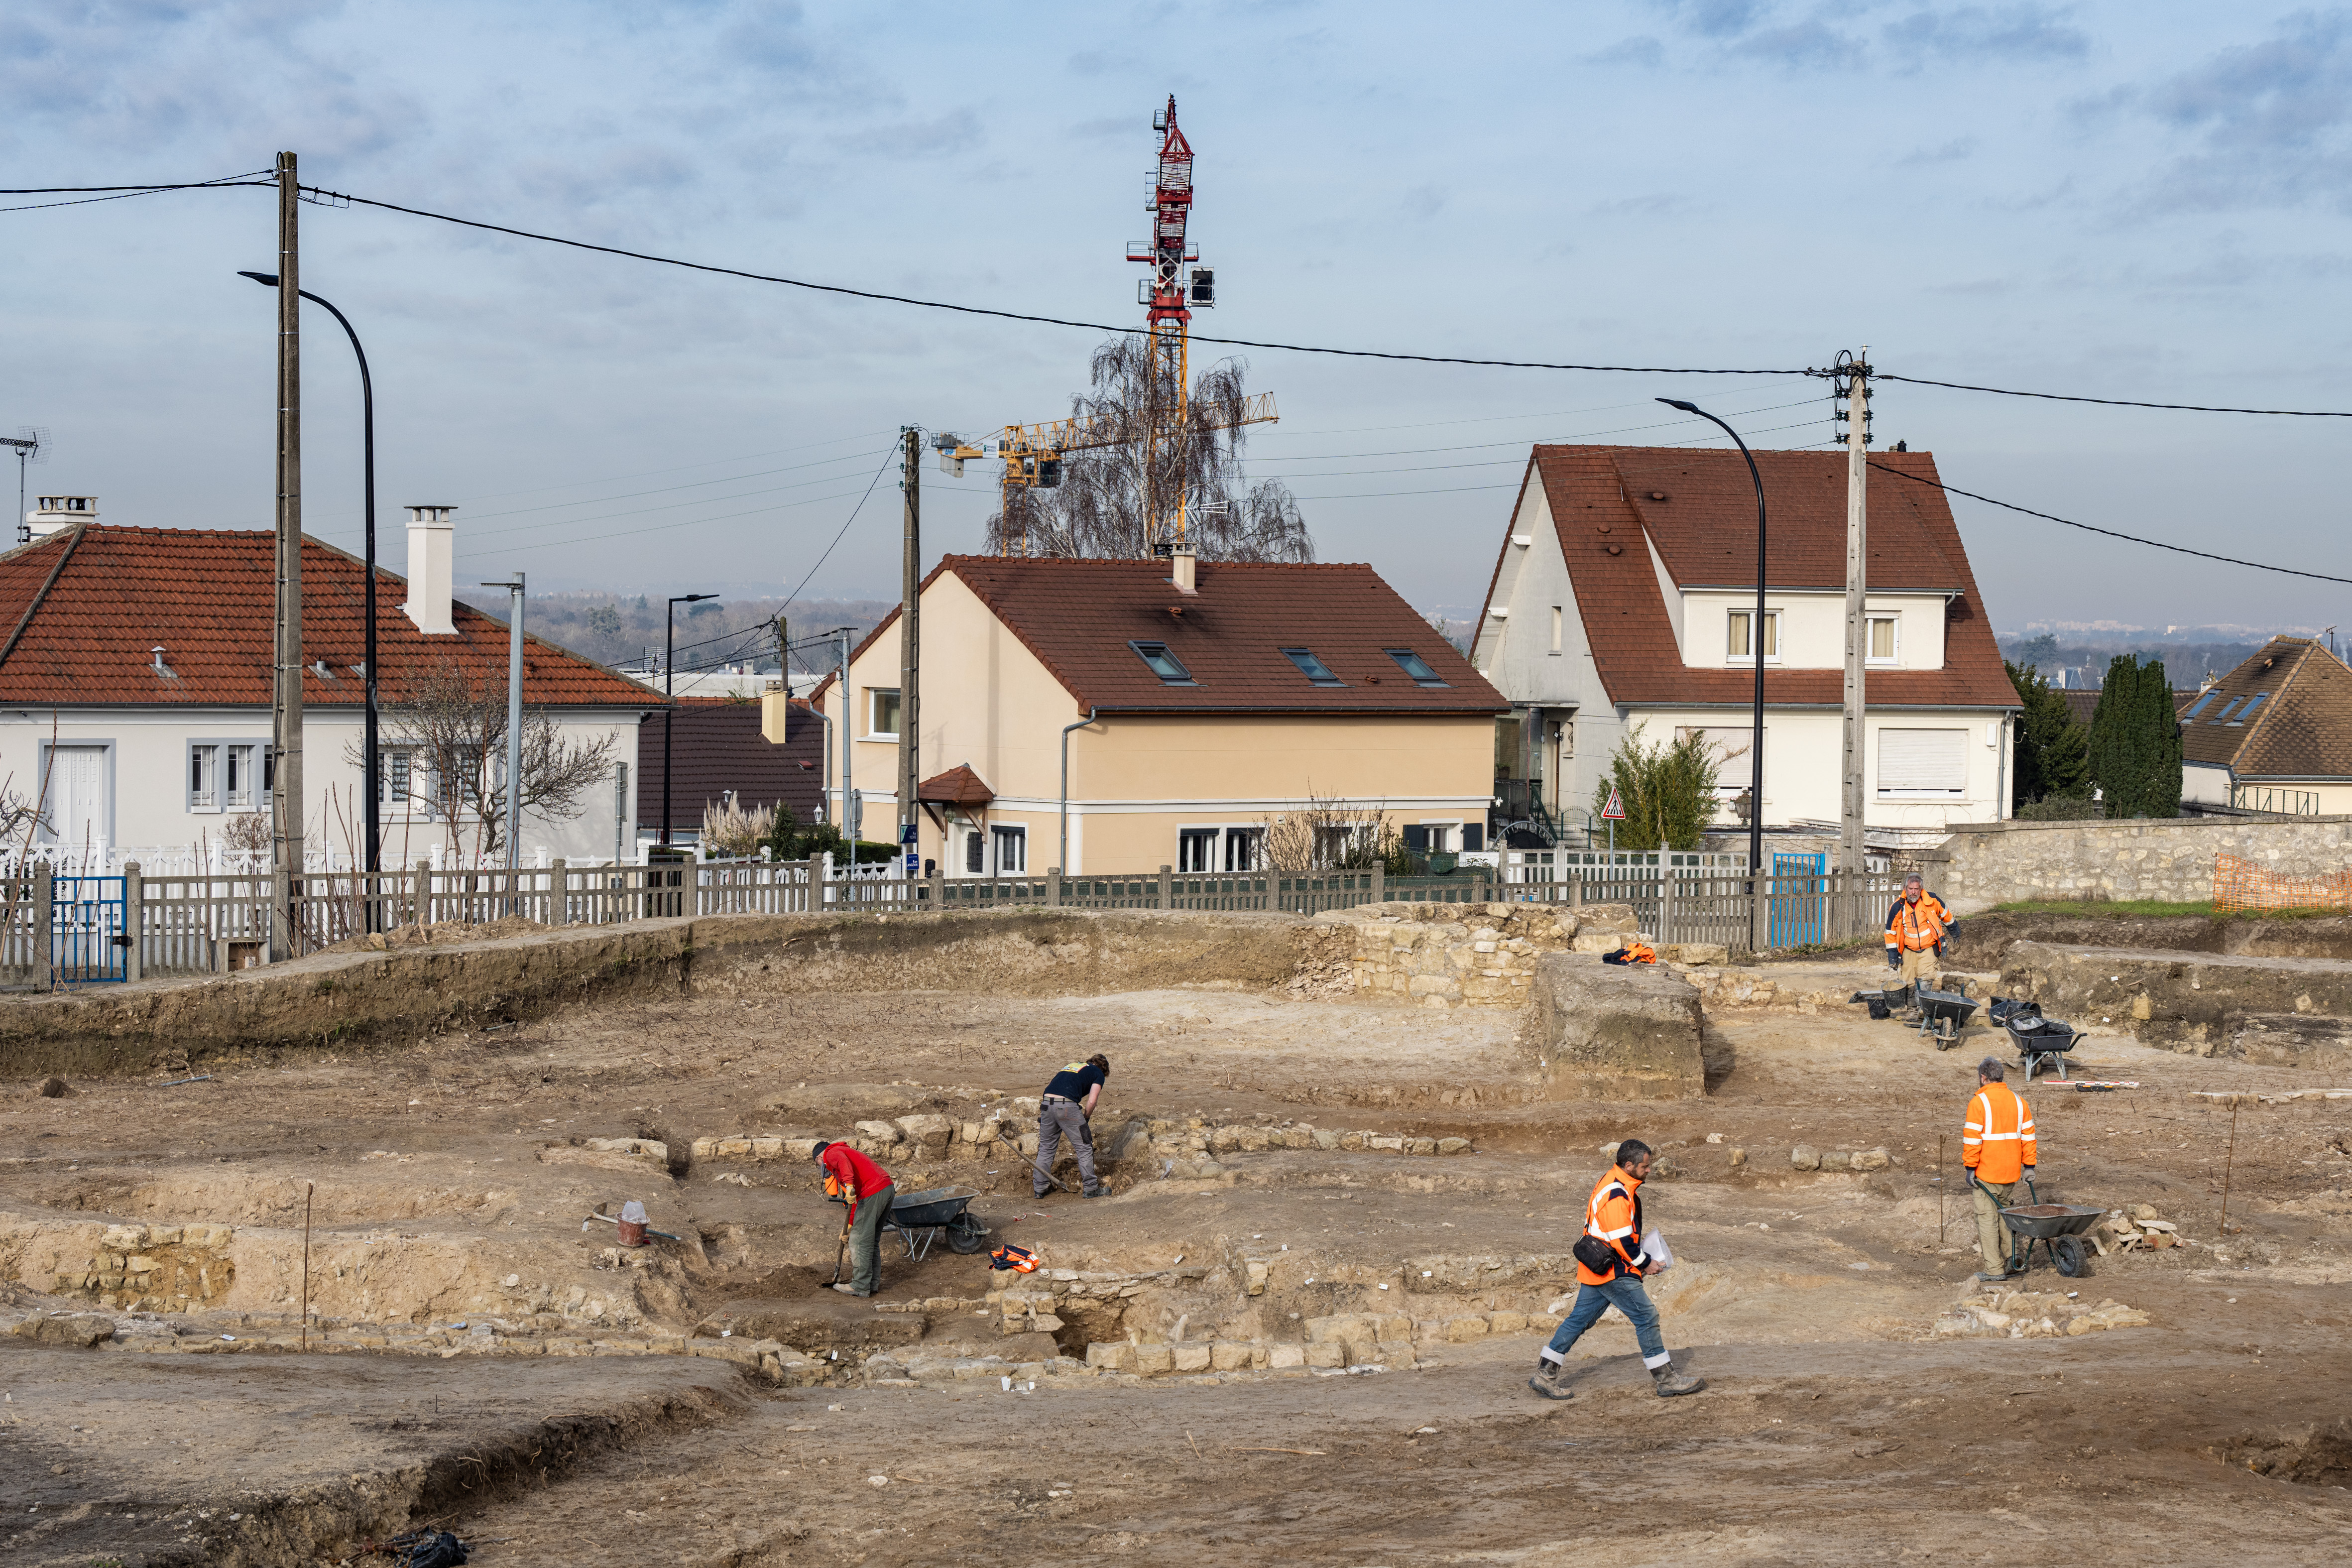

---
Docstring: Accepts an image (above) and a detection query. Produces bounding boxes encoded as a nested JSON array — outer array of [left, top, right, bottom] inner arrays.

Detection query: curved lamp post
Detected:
[[241, 271, 380, 916], [1657, 397, 1767, 947]]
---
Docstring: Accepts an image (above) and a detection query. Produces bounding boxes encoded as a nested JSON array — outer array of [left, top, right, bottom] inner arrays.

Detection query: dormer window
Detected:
[[1130, 640, 1195, 684], [1384, 648, 1449, 688], [1728, 609, 1780, 661], [1281, 648, 1343, 686]]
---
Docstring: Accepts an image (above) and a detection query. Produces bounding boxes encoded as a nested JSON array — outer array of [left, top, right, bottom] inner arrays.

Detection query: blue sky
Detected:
[[6, 1, 2352, 635]]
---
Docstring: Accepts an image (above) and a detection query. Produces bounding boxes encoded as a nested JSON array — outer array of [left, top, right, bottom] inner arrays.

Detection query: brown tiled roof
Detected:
[[916, 763, 994, 807], [638, 701, 823, 831], [819, 557, 1505, 716], [2181, 637, 2352, 780], [0, 524, 654, 708], [1498, 446, 2015, 710]]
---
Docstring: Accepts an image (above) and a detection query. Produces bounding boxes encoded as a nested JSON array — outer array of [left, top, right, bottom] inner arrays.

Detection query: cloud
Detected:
[[1882, 5, 2090, 67], [830, 108, 984, 161], [2113, 11, 2352, 214], [1584, 34, 1665, 67], [1900, 136, 1978, 165], [1585, 193, 1692, 219], [1647, 0, 1767, 39], [1732, 18, 1863, 69]]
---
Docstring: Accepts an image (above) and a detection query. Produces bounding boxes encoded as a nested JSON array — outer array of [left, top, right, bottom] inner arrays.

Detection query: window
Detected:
[[1462, 823, 1485, 852], [991, 825, 1027, 874], [1129, 640, 1194, 684], [1679, 727, 1755, 795], [1727, 609, 1780, 661], [2182, 689, 2223, 720], [1280, 648, 1343, 686], [1383, 648, 1449, 688], [1223, 827, 1263, 871], [1549, 606, 1563, 655], [188, 743, 220, 812], [1178, 828, 1219, 871], [1867, 615, 1898, 664], [384, 749, 411, 807], [964, 830, 984, 874], [1403, 824, 1454, 854], [868, 687, 901, 739], [2211, 696, 2246, 724], [225, 744, 258, 810], [1878, 728, 1968, 796], [2228, 692, 2270, 726]]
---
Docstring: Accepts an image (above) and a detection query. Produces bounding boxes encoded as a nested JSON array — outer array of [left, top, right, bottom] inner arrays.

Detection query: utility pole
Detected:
[[839, 627, 856, 849], [1838, 348, 1871, 932], [480, 573, 526, 878], [269, 150, 305, 962], [897, 427, 921, 879]]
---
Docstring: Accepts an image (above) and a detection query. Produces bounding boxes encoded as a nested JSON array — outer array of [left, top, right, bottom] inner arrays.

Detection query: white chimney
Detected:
[[403, 505, 457, 635], [24, 494, 96, 543], [1169, 539, 1197, 595]]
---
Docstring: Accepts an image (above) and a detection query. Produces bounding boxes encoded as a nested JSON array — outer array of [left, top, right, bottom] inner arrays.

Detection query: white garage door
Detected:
[[1878, 729, 1967, 795]]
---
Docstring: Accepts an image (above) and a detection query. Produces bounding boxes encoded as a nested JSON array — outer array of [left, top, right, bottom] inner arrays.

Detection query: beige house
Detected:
[[765, 552, 1504, 876]]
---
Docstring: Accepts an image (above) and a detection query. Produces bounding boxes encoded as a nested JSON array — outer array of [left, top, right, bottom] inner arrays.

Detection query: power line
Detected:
[[776, 448, 899, 618], [1871, 461, 2352, 587], [0, 172, 271, 213], [1876, 372, 2352, 419]]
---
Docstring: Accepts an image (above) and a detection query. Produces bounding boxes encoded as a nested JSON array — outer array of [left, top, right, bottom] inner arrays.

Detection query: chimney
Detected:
[[403, 505, 457, 635], [24, 494, 95, 544], [1170, 539, 1197, 595]]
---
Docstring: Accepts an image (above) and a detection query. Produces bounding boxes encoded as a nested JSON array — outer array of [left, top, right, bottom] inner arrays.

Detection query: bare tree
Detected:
[[1259, 792, 1388, 872], [0, 774, 48, 848], [986, 336, 1313, 562], [363, 658, 619, 858]]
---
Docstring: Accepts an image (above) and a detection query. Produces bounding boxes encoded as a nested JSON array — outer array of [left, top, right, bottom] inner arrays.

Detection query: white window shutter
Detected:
[[1879, 728, 1968, 793]]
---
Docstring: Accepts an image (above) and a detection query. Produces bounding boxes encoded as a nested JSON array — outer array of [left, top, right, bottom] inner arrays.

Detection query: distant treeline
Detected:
[[453, 590, 893, 674], [1998, 632, 2263, 691]]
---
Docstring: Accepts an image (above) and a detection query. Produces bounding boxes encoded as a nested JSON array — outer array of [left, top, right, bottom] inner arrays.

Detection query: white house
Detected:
[[0, 502, 654, 869], [1471, 445, 2018, 858]]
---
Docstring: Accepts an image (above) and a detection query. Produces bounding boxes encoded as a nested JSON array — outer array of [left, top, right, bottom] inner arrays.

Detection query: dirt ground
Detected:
[[4, 963, 2351, 1566]]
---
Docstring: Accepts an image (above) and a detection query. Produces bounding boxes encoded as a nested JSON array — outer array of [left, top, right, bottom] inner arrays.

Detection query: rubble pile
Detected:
[[1933, 1287, 2152, 1339]]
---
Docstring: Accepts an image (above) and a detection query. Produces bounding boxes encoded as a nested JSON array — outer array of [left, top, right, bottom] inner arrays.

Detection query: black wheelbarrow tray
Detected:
[[1913, 986, 1978, 1049], [2000, 1006, 2082, 1085], [882, 1187, 990, 1262], [1997, 1177, 2103, 1278]]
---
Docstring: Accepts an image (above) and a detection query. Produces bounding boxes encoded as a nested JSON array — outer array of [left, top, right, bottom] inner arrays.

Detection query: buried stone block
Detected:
[[1304, 1341, 1346, 1369], [1210, 1341, 1252, 1371], [1133, 1343, 1175, 1375], [1171, 1342, 1212, 1374], [1268, 1343, 1308, 1370], [1086, 1342, 1137, 1372], [1527, 952, 1705, 1101]]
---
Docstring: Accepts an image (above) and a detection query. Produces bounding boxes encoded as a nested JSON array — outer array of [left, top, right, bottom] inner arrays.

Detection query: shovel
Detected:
[[824, 1215, 851, 1286]]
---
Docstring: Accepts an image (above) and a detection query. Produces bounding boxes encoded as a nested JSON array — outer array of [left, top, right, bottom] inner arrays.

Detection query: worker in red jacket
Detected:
[[1528, 1140, 1704, 1401], [813, 1140, 897, 1298]]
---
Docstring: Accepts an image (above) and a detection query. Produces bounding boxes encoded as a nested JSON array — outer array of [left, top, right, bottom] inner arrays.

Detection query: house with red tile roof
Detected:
[[0, 512, 657, 866], [766, 553, 1506, 876], [1471, 445, 2018, 862], [2180, 637, 2352, 816]]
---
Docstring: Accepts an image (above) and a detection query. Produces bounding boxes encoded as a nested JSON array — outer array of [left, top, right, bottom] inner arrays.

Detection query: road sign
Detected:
[[899, 823, 919, 845], [904, 853, 920, 875], [1601, 788, 1626, 821]]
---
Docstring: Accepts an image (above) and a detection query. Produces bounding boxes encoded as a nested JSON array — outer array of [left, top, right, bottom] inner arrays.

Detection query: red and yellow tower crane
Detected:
[[939, 96, 1275, 557]]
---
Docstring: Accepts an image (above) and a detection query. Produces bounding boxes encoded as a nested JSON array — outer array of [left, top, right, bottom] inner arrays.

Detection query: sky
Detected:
[[6, 0, 2352, 639]]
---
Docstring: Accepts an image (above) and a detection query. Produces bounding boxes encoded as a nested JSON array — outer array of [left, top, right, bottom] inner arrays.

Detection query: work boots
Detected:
[[1650, 1360, 1706, 1398], [1527, 1354, 1572, 1401]]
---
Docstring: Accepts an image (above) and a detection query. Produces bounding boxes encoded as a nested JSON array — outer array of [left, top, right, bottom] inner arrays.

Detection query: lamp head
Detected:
[[238, 270, 280, 287], [1656, 397, 1700, 414], [682, 593, 718, 603]]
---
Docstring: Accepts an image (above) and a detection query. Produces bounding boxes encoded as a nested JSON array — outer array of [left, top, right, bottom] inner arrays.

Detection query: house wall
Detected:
[[1471, 482, 1618, 820], [1675, 589, 1948, 671], [807, 573, 1496, 876], [1, 706, 642, 866], [1624, 707, 2010, 832]]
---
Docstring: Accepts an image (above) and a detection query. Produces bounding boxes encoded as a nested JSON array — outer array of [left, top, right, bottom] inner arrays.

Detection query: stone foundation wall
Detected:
[[1926, 815, 2352, 910], [1330, 900, 1641, 1009]]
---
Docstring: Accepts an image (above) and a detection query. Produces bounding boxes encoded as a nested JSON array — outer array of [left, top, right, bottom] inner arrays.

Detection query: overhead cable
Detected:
[[1876, 372, 2352, 419], [0, 172, 269, 213], [1870, 462, 2352, 586]]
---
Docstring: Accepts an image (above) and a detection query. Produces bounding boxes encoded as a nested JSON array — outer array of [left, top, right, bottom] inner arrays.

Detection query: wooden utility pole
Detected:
[[897, 427, 921, 879], [270, 151, 305, 962], [1838, 347, 1870, 933]]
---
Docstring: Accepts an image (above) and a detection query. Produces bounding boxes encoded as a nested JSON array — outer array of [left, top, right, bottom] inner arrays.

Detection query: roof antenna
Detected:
[[2, 427, 49, 545]]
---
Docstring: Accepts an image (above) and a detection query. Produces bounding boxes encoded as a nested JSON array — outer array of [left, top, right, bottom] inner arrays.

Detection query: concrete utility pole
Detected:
[[270, 150, 305, 962], [839, 627, 857, 848], [1839, 348, 1871, 925], [897, 426, 921, 877], [480, 573, 525, 876]]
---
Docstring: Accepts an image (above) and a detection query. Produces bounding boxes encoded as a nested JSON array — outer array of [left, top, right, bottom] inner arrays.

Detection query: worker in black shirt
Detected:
[[1036, 1053, 1110, 1199]]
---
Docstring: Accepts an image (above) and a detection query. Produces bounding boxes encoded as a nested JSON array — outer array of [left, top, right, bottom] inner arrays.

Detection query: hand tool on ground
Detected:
[[585, 1210, 685, 1241], [824, 1215, 850, 1285]]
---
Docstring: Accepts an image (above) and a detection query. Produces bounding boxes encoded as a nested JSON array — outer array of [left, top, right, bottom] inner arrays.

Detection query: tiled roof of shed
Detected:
[[0, 524, 652, 708]]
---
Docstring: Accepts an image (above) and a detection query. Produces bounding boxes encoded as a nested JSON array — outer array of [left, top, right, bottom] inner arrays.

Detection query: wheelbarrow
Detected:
[[1998, 1003, 2082, 1086], [1994, 1175, 2103, 1278], [881, 1187, 990, 1262], [1912, 985, 1978, 1049]]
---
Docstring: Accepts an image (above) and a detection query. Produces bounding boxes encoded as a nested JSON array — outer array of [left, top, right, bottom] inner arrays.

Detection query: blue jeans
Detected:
[[1542, 1276, 1671, 1371]]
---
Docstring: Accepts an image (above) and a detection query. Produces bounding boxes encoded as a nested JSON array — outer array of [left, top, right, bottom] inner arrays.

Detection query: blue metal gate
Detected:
[[1768, 852, 1826, 949], [53, 875, 128, 983]]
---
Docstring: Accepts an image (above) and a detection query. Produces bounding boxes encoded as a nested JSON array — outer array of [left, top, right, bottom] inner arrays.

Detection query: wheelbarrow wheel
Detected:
[[2051, 1234, 2089, 1278], [945, 1212, 990, 1255]]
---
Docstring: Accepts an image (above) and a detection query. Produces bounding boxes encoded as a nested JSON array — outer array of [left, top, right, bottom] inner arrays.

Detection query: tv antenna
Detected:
[[2, 428, 49, 545]]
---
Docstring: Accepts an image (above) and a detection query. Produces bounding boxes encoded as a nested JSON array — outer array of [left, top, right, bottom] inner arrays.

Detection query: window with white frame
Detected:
[[381, 748, 435, 816], [1867, 615, 1899, 665], [1878, 728, 1968, 796], [1224, 827, 1263, 872], [1727, 609, 1780, 661], [189, 738, 269, 814], [991, 825, 1027, 874], [188, 743, 220, 812], [1178, 828, 1218, 872], [868, 688, 901, 740], [225, 743, 259, 810]]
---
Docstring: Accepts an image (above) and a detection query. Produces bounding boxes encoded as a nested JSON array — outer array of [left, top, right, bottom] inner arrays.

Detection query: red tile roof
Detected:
[[1491, 446, 2015, 711], [0, 524, 653, 708], [2181, 637, 2352, 780], [638, 701, 822, 831], [820, 556, 1505, 716], [916, 763, 995, 807]]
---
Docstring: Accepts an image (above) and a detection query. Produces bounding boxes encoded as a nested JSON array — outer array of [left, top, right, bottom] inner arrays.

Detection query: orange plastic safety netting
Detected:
[[2212, 852, 2352, 913]]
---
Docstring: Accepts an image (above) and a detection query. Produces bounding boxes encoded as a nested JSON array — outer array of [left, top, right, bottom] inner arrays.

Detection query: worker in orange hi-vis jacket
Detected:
[[1528, 1141, 1704, 1402], [1884, 872, 1958, 1019], [1963, 1057, 2038, 1281]]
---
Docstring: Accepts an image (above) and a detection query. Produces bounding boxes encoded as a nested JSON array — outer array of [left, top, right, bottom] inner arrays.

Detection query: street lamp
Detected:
[[663, 593, 719, 846], [1657, 397, 1768, 945], [241, 270, 381, 918]]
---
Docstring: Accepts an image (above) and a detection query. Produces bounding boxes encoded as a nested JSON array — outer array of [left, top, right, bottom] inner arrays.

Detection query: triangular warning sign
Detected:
[[1601, 788, 1626, 820]]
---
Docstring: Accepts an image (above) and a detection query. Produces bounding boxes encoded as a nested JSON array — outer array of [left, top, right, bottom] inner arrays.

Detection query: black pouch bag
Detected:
[[1571, 1235, 1620, 1276]]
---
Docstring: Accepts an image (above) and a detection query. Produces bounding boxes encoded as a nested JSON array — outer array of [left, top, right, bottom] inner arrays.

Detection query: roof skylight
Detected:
[[2227, 691, 2270, 726], [1129, 640, 1195, 685], [1281, 648, 1343, 686], [1384, 648, 1449, 688]]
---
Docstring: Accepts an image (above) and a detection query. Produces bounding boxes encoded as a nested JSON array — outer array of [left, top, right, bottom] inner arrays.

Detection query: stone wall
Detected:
[[1925, 815, 2352, 910], [1524, 954, 1706, 1100], [1328, 900, 1647, 1010]]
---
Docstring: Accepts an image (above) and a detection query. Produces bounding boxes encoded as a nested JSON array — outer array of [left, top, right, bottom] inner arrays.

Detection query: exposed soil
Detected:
[[5, 953, 2351, 1566]]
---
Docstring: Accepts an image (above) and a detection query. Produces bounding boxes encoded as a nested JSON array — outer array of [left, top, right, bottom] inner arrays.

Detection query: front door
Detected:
[[41, 745, 110, 857]]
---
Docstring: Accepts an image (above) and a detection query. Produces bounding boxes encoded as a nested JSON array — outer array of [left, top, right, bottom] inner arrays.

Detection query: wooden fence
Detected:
[[0, 856, 1902, 988]]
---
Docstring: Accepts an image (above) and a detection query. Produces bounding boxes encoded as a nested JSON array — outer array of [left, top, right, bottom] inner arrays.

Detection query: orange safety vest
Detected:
[[1885, 891, 1952, 953], [1624, 939, 1655, 965], [1963, 1083, 2037, 1185], [1575, 1164, 1646, 1286]]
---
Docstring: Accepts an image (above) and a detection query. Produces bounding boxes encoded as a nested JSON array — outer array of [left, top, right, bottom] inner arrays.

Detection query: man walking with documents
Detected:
[[1529, 1139, 1705, 1401]]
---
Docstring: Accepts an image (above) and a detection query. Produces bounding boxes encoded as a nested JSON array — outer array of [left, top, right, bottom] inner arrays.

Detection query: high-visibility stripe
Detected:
[[1643, 1350, 1674, 1369]]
